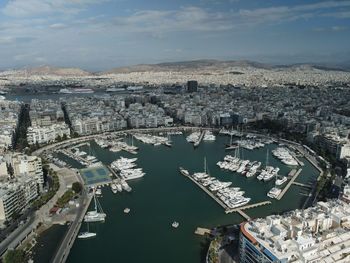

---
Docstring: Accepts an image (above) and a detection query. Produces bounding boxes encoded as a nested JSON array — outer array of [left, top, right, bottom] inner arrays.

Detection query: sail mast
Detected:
[[266, 149, 269, 168]]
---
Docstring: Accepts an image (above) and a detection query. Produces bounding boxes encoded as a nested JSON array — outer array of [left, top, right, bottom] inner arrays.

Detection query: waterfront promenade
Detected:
[[51, 193, 92, 263]]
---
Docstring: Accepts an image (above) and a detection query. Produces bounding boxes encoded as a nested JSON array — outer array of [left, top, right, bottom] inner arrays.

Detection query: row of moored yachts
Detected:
[[272, 147, 299, 166], [111, 157, 145, 184], [217, 155, 288, 185], [181, 168, 251, 209]]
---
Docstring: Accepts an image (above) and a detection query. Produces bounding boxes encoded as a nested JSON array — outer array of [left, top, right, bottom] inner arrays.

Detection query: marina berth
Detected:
[[133, 133, 170, 146], [272, 147, 299, 166], [267, 187, 282, 199], [203, 130, 216, 141], [186, 131, 201, 143], [111, 157, 145, 181], [182, 159, 251, 210]]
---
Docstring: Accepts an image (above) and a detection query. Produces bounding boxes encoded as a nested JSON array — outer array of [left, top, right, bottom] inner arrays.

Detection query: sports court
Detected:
[[79, 165, 112, 186]]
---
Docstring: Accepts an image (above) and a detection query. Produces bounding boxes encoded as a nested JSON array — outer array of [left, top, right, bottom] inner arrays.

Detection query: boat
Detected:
[[78, 232, 96, 239], [276, 176, 288, 186], [179, 167, 189, 176], [78, 222, 96, 239], [84, 191, 106, 222], [111, 184, 118, 194], [124, 208, 131, 214], [172, 221, 179, 228], [267, 187, 282, 199]]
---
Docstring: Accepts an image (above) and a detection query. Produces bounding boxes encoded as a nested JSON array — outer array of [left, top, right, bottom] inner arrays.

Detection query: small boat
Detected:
[[124, 208, 130, 214], [78, 232, 96, 239], [172, 221, 179, 228]]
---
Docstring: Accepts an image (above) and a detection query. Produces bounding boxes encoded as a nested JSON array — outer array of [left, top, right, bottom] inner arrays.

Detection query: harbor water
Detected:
[[60, 135, 319, 263]]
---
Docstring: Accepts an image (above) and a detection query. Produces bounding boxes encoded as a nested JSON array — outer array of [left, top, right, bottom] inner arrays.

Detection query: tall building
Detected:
[[187, 80, 198, 93], [0, 176, 38, 221], [239, 200, 350, 263]]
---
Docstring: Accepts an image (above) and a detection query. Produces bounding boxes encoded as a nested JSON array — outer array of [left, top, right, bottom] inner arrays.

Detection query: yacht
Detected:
[[111, 184, 118, 194], [78, 232, 96, 239], [172, 221, 179, 228], [84, 192, 106, 222], [121, 180, 132, 192], [179, 167, 190, 176], [275, 176, 288, 186], [124, 208, 131, 214], [267, 187, 282, 199]]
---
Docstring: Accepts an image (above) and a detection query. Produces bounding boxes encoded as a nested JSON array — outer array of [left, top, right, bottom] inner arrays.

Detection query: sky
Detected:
[[0, 0, 349, 71]]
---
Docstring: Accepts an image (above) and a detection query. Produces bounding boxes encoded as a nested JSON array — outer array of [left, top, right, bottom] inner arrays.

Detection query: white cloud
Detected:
[[2, 0, 108, 17], [49, 23, 67, 29], [0, 36, 14, 44]]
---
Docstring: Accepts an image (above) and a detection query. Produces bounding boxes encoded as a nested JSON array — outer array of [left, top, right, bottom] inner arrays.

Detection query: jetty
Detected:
[[277, 168, 303, 200], [52, 193, 93, 263], [225, 201, 271, 215], [193, 131, 205, 147], [107, 165, 121, 180], [292, 182, 312, 189], [195, 227, 211, 236], [182, 171, 228, 210]]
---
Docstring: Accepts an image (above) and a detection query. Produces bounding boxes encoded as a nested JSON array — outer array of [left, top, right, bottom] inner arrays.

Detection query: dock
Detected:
[[236, 210, 251, 220], [194, 131, 205, 147], [292, 182, 312, 189], [225, 201, 271, 214], [182, 172, 228, 210], [277, 168, 303, 200], [194, 227, 211, 236], [107, 165, 121, 180], [52, 193, 92, 263]]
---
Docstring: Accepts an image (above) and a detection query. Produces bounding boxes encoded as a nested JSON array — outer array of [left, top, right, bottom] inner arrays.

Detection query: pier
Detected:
[[193, 131, 205, 147], [52, 193, 92, 263], [194, 227, 211, 236], [292, 182, 312, 189], [236, 210, 251, 220], [107, 165, 121, 180], [180, 171, 228, 210], [225, 201, 271, 215], [277, 168, 303, 200]]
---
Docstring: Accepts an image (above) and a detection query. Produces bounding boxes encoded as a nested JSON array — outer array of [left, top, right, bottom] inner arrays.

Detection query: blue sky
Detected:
[[0, 0, 349, 71]]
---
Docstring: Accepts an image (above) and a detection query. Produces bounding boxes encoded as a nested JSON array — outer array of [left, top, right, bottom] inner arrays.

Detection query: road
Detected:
[[0, 164, 77, 257], [51, 192, 91, 263]]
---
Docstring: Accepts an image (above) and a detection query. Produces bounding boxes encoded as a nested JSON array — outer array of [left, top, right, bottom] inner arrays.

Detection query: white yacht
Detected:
[[267, 187, 282, 199], [78, 232, 96, 239], [276, 176, 288, 186], [172, 221, 179, 228], [84, 192, 106, 223]]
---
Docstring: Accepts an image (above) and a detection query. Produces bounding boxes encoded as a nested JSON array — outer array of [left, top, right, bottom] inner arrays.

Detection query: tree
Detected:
[[72, 182, 83, 194], [4, 249, 26, 263], [6, 163, 14, 178]]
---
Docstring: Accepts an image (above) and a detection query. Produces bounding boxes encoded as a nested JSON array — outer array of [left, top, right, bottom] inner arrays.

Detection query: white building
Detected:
[[0, 177, 38, 221], [27, 123, 70, 145]]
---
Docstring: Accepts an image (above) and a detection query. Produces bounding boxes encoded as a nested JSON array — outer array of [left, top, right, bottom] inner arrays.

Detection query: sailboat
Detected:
[[225, 133, 238, 150], [165, 133, 172, 147], [78, 222, 96, 239], [84, 190, 107, 223]]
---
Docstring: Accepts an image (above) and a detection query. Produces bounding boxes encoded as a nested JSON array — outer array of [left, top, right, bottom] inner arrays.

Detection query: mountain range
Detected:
[[0, 60, 349, 77]]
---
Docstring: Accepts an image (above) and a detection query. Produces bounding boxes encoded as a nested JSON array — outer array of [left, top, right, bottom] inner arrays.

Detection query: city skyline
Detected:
[[0, 0, 350, 71]]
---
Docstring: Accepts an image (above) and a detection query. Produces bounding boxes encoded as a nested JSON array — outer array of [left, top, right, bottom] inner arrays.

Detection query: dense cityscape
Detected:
[[0, 71, 349, 262], [1, 0, 350, 262]]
